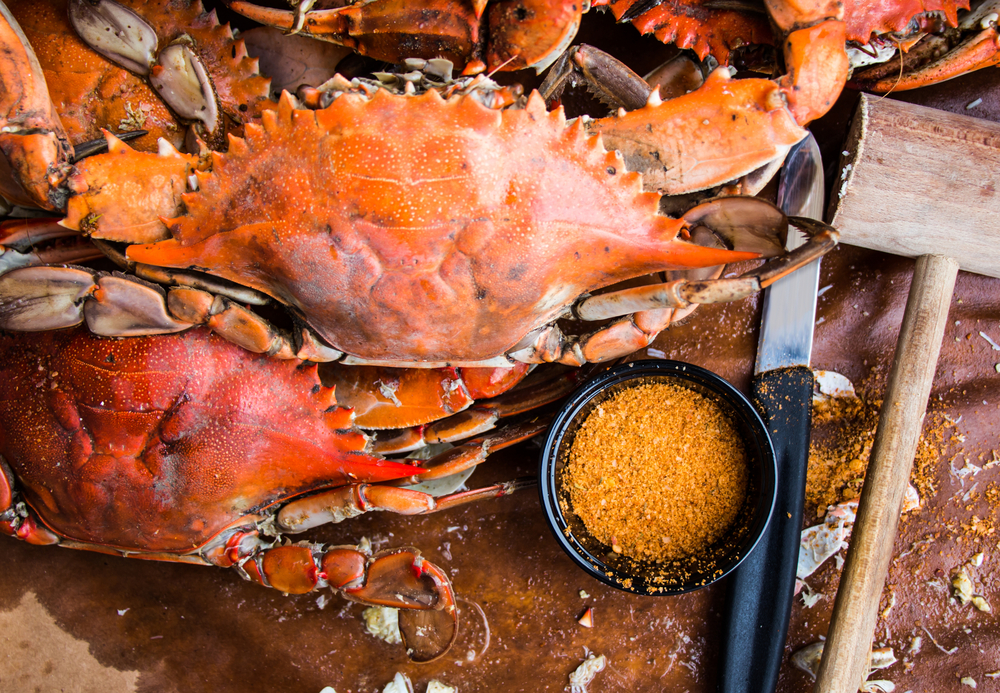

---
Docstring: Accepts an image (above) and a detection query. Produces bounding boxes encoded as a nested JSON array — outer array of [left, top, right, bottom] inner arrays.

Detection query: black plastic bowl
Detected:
[[539, 360, 776, 595]]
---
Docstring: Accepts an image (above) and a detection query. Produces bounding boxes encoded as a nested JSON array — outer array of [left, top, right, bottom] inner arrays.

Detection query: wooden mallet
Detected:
[[814, 94, 1000, 692]]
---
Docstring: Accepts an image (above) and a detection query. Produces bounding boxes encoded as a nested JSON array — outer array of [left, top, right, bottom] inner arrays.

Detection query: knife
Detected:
[[717, 132, 825, 693]]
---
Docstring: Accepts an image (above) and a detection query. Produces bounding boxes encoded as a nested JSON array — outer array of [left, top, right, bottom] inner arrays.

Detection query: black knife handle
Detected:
[[717, 366, 814, 693]]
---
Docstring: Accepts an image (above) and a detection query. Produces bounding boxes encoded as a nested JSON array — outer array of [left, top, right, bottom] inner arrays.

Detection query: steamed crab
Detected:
[[225, 0, 1000, 118], [0, 0, 843, 663], [0, 325, 561, 663], [601, 0, 1000, 93], [0, 0, 838, 371]]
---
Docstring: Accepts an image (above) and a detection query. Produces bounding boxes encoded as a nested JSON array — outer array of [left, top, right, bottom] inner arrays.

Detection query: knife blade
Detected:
[[717, 132, 825, 693]]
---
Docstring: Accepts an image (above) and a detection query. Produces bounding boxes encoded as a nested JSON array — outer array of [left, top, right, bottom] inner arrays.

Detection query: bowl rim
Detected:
[[538, 359, 777, 595]]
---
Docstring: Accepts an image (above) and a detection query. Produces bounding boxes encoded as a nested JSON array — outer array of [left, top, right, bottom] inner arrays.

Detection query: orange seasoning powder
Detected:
[[566, 381, 750, 563]]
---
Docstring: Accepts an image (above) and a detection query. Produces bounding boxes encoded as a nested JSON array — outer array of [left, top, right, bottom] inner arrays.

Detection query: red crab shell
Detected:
[[0, 327, 416, 553], [604, 0, 972, 63], [106, 90, 747, 363], [598, 0, 775, 63], [842, 0, 970, 42]]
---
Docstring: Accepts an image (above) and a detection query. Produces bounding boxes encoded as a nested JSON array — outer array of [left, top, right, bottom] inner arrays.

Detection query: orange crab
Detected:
[[227, 0, 999, 113], [601, 0, 998, 90], [0, 1, 838, 369], [0, 325, 560, 662]]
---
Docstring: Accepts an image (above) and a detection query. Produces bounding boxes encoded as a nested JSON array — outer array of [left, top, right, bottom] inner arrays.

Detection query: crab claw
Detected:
[[239, 542, 458, 662], [223, 0, 481, 68], [851, 0, 1000, 91], [223, 0, 583, 74], [343, 549, 458, 663], [320, 546, 458, 663], [0, 3, 75, 210], [483, 0, 585, 73]]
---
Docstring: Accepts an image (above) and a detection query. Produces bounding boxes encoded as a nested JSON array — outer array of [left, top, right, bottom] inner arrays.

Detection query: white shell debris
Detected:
[[953, 569, 975, 604], [980, 331, 1000, 351], [962, 677, 978, 688], [426, 681, 457, 693], [880, 591, 896, 620], [797, 499, 858, 579], [568, 653, 607, 693], [812, 370, 858, 402], [792, 642, 896, 687], [951, 554, 993, 613], [901, 484, 921, 513], [798, 484, 919, 580], [869, 647, 898, 672], [951, 458, 982, 485], [791, 641, 824, 679], [319, 687, 337, 693], [382, 672, 414, 693], [799, 582, 823, 608], [377, 380, 404, 407], [920, 625, 958, 655], [363, 606, 403, 645]]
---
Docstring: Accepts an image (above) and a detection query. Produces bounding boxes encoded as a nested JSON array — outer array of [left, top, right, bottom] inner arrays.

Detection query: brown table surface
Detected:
[[3, 8, 1000, 693]]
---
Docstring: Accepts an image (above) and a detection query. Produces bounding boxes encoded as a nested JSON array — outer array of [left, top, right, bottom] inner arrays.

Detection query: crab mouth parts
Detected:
[[848, 0, 1000, 79]]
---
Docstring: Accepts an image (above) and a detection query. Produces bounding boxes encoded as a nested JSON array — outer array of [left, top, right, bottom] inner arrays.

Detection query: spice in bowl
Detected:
[[540, 360, 776, 594], [565, 381, 750, 563]]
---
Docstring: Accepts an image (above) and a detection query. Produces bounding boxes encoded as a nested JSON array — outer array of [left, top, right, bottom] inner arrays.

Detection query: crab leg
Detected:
[[276, 420, 547, 534], [367, 367, 580, 453], [509, 218, 838, 365], [0, 472, 459, 664], [320, 362, 531, 431], [545, 48, 805, 195], [1, 463, 459, 663], [574, 221, 839, 321], [66, 0, 268, 144], [224, 0, 480, 65], [0, 218, 105, 274], [548, 5, 847, 195], [324, 361, 582, 454], [0, 262, 305, 357]]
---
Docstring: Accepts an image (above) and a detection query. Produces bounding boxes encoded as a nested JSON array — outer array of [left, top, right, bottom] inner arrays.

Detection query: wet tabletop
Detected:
[[3, 7, 1000, 693]]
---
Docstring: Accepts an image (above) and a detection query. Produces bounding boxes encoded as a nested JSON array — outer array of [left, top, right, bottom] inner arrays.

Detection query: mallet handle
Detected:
[[814, 253, 958, 692]]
